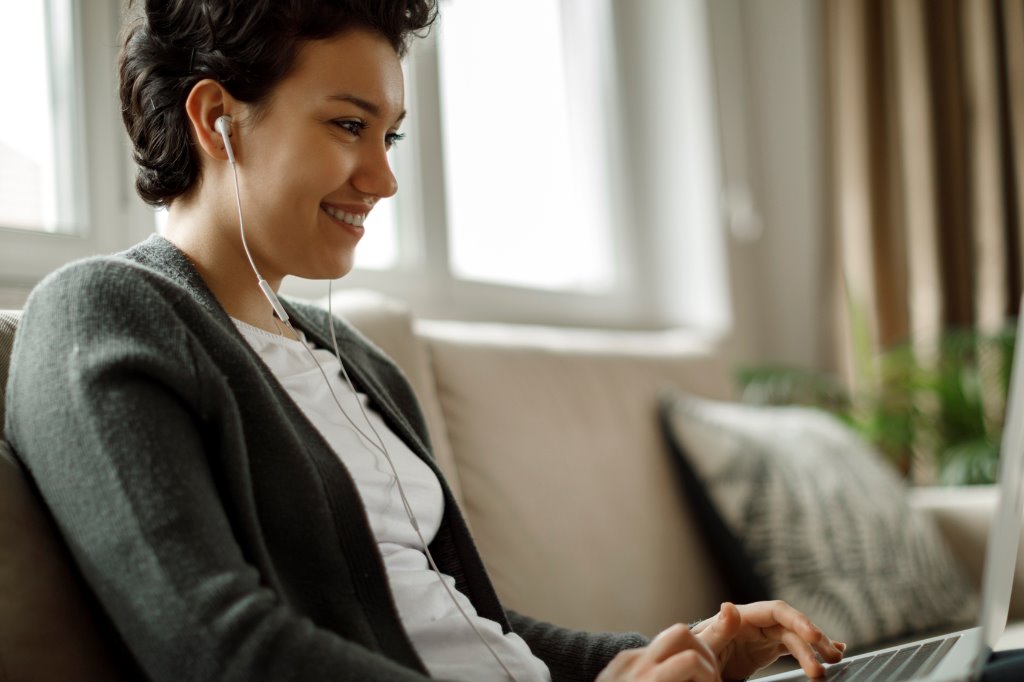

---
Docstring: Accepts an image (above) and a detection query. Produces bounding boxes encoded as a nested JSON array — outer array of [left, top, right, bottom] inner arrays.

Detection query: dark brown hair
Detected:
[[119, 0, 438, 207]]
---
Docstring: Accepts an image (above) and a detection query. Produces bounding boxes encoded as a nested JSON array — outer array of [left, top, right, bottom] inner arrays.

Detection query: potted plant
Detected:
[[734, 321, 1016, 484]]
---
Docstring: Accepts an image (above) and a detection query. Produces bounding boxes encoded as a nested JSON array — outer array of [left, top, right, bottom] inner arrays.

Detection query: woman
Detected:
[[4, 1, 845, 680]]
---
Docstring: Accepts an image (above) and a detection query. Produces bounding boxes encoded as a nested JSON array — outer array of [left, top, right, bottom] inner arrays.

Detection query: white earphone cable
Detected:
[[324, 283, 520, 682], [221, 122, 520, 682], [230, 159, 261, 284]]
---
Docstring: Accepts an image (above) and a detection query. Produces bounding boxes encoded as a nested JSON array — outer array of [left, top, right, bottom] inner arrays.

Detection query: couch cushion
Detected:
[[909, 484, 1024, 622], [0, 438, 127, 680], [418, 320, 733, 636], [0, 310, 20, 435], [660, 391, 978, 649]]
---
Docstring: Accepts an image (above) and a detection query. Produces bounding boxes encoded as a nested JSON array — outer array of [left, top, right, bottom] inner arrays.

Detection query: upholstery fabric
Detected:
[[0, 438, 127, 681], [0, 311, 19, 433], [419, 320, 733, 637], [660, 390, 978, 648], [909, 485, 1024, 622]]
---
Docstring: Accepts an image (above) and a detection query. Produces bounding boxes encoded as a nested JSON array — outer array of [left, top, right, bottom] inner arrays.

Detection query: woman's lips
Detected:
[[321, 203, 367, 227]]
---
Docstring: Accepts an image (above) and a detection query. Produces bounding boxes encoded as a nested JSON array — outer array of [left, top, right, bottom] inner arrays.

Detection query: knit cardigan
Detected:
[[4, 235, 647, 682]]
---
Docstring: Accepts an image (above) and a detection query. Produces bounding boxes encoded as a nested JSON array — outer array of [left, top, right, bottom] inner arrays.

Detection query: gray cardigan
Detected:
[[4, 235, 646, 682]]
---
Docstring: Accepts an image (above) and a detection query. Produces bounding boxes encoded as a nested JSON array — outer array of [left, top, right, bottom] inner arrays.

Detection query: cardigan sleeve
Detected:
[[508, 610, 649, 682], [4, 262, 444, 682]]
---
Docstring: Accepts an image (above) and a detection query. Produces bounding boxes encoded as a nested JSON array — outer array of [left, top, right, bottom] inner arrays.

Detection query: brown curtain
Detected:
[[825, 0, 1024, 478]]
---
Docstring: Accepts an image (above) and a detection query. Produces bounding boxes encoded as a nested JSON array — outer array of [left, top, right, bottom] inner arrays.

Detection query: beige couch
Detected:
[[1, 290, 1022, 679]]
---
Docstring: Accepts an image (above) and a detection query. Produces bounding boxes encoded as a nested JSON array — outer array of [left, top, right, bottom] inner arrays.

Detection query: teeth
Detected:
[[322, 204, 366, 227]]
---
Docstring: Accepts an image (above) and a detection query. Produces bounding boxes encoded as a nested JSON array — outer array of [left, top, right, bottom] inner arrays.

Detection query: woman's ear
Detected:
[[184, 79, 236, 162]]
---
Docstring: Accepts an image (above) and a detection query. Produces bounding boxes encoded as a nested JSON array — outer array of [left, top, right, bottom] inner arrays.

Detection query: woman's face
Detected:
[[230, 29, 405, 281]]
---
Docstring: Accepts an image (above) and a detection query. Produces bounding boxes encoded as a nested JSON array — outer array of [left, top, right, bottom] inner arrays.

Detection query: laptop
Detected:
[[760, 299, 1024, 682]]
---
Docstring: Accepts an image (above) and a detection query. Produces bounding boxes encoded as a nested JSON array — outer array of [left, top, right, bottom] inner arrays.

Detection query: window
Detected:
[[437, 0, 615, 293], [4, 0, 730, 333], [0, 0, 153, 289], [284, 0, 730, 331], [0, 0, 85, 234], [356, 192, 398, 270], [286, 0, 663, 327]]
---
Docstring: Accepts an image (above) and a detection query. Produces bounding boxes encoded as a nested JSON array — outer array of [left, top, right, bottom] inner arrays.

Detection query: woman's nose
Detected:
[[353, 145, 398, 199]]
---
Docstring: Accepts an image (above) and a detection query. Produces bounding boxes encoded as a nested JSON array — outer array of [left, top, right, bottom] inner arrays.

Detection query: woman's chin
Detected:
[[290, 259, 354, 282]]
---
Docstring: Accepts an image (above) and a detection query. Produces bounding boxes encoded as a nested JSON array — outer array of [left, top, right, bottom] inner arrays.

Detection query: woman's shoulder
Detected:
[[25, 237, 201, 321], [16, 246, 203, 360]]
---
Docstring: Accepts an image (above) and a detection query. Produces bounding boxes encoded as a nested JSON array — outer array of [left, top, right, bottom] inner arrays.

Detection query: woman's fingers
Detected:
[[747, 600, 820, 641], [691, 602, 741, 665], [655, 648, 719, 682], [741, 601, 845, 662], [779, 628, 827, 678], [649, 623, 716, 668], [651, 622, 716, 671], [757, 622, 842, 670], [596, 625, 723, 682], [653, 600, 847, 681]]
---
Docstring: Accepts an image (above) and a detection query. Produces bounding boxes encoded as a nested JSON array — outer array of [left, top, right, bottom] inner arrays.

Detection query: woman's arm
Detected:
[[507, 610, 649, 681]]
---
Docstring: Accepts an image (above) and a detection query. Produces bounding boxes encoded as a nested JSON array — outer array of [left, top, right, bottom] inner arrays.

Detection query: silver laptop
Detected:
[[760, 300, 1024, 682]]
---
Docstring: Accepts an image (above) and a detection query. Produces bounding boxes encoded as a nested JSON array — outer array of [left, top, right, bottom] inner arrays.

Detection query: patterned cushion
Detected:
[[659, 390, 978, 649]]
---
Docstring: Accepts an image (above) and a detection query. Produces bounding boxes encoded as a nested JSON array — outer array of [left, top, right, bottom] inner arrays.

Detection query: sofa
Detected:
[[1, 289, 1023, 680]]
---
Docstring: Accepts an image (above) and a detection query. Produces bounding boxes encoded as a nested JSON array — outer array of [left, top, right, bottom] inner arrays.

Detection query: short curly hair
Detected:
[[119, 0, 438, 207]]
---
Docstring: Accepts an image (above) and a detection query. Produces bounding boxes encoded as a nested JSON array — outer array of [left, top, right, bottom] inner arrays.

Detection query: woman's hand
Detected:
[[691, 601, 846, 681], [596, 622, 719, 682]]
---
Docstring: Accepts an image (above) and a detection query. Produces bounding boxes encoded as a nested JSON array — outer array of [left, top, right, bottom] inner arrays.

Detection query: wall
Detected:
[[711, 0, 830, 373], [0, 287, 31, 309], [0, 0, 834, 378]]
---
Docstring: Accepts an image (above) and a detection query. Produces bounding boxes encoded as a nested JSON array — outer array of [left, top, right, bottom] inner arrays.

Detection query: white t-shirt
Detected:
[[233, 319, 551, 682]]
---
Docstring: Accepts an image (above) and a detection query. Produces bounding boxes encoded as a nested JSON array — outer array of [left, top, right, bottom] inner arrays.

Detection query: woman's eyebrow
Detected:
[[326, 93, 406, 124]]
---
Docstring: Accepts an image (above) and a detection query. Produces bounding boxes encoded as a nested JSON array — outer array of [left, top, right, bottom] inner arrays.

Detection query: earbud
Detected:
[[215, 115, 235, 164]]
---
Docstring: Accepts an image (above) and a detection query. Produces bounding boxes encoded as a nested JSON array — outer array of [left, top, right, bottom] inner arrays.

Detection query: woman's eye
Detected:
[[333, 119, 367, 136], [385, 132, 406, 149]]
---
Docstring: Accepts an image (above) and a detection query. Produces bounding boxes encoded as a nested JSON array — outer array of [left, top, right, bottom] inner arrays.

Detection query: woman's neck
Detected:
[[161, 203, 299, 339]]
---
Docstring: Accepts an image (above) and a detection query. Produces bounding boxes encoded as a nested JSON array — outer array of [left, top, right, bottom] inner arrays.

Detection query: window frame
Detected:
[[282, 0, 663, 329], [3, 0, 731, 335], [0, 0, 154, 290], [284, 0, 731, 332]]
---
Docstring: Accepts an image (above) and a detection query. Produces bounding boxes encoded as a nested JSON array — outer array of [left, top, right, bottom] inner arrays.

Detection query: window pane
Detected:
[[0, 0, 83, 233], [354, 72, 410, 271], [355, 192, 398, 270], [438, 0, 615, 292]]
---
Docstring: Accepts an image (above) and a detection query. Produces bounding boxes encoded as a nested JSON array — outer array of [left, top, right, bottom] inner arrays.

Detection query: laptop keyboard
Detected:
[[819, 635, 960, 681]]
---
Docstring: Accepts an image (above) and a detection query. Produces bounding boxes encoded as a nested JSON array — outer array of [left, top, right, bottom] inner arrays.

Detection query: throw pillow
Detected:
[[659, 390, 978, 649]]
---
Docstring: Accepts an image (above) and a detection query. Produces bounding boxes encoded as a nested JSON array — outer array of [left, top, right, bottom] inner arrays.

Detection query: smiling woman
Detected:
[[4, 2, 845, 682]]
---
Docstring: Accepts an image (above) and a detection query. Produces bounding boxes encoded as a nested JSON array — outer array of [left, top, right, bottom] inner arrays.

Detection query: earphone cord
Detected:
[[228, 158, 263, 286], [226, 150, 519, 682], [278, 284, 520, 682], [260, 264, 520, 679]]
